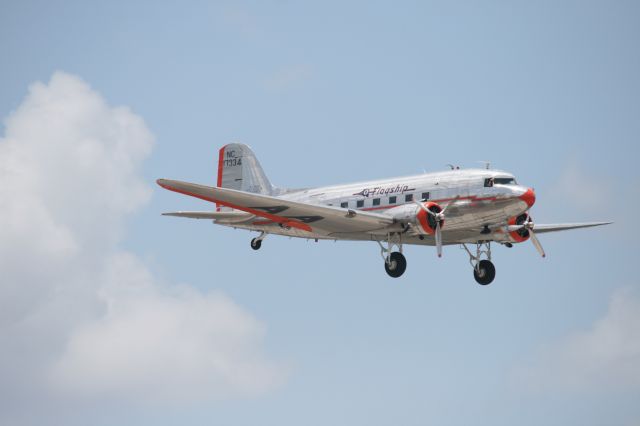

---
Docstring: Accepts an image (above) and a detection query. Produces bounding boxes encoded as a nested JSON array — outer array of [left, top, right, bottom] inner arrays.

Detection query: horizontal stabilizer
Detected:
[[162, 211, 253, 222]]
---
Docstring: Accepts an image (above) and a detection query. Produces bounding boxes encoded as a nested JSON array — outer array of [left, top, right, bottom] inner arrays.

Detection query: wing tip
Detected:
[[591, 221, 613, 227], [156, 178, 171, 189]]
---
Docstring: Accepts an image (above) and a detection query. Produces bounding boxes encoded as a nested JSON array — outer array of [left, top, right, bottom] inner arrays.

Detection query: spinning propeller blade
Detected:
[[504, 214, 547, 258], [415, 197, 460, 258], [435, 221, 443, 258], [524, 217, 546, 258], [414, 201, 435, 216], [440, 196, 461, 214], [529, 229, 546, 257]]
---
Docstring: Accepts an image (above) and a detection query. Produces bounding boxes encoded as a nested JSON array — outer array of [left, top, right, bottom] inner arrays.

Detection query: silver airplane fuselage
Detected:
[[223, 168, 534, 246]]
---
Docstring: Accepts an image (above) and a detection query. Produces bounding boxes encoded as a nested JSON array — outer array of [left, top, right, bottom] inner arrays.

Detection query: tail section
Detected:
[[216, 143, 276, 196]]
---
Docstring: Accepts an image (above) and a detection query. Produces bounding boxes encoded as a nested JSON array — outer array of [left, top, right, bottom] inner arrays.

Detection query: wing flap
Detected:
[[157, 179, 396, 235]]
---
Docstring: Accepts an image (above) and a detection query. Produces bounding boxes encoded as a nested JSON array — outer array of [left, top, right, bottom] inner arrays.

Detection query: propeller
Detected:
[[415, 196, 460, 258], [435, 220, 443, 257], [505, 214, 546, 257], [529, 229, 546, 258]]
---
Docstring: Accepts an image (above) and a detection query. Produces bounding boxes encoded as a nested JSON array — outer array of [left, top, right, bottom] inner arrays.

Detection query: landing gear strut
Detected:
[[250, 232, 267, 250], [462, 241, 496, 285], [378, 233, 407, 278]]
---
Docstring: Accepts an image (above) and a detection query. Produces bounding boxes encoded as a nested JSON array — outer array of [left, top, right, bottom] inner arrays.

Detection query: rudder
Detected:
[[216, 143, 276, 195]]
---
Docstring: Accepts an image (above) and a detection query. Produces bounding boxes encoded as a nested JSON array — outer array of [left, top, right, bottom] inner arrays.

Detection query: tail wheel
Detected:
[[473, 260, 496, 285], [250, 238, 262, 250], [384, 252, 407, 278]]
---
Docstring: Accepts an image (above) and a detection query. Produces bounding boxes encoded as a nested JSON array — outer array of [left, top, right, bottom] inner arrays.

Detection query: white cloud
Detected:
[[546, 161, 614, 210], [513, 287, 640, 393], [51, 253, 282, 403], [0, 72, 285, 415], [539, 160, 637, 240]]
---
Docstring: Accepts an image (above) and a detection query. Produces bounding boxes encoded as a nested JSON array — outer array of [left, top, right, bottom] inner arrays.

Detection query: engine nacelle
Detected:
[[508, 213, 531, 243], [415, 202, 444, 235]]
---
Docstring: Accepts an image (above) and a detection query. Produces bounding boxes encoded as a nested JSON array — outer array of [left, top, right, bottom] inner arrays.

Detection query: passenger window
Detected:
[[372, 198, 380, 206], [405, 194, 413, 202], [356, 200, 364, 208], [340, 202, 348, 208], [421, 192, 430, 200], [389, 196, 397, 204]]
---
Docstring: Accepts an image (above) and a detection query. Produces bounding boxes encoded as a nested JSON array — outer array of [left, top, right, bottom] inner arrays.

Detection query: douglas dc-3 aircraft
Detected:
[[158, 143, 611, 284]]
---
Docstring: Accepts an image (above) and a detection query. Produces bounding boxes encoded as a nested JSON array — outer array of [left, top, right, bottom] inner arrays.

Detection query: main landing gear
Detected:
[[378, 234, 407, 278], [462, 241, 496, 285], [250, 232, 267, 250], [385, 252, 407, 278], [377, 234, 498, 283]]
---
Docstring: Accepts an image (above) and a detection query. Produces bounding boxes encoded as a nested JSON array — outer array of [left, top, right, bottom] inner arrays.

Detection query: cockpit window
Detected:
[[493, 177, 516, 185]]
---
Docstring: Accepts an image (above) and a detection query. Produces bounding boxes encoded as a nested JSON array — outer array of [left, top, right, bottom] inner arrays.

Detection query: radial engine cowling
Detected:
[[508, 213, 531, 242], [415, 202, 444, 235]]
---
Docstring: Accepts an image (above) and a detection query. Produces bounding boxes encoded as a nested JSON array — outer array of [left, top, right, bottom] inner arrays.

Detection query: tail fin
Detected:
[[216, 143, 276, 196]]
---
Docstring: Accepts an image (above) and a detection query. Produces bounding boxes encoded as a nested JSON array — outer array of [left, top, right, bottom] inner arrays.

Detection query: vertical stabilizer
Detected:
[[216, 143, 276, 198]]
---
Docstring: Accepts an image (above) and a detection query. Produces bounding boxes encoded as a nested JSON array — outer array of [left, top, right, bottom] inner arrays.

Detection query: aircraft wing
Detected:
[[157, 179, 396, 235], [531, 222, 612, 234]]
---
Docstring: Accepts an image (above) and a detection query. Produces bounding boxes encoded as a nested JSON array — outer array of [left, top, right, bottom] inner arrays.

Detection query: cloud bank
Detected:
[[514, 287, 640, 394], [0, 73, 284, 417]]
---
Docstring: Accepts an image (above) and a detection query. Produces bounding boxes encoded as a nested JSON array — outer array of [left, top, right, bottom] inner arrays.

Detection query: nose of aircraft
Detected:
[[519, 187, 536, 208]]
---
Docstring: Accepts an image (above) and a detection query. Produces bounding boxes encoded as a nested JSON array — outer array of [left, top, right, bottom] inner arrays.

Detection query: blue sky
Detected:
[[1, 1, 638, 425]]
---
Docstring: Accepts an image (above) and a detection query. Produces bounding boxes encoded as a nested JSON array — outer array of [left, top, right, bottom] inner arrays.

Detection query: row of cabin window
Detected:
[[338, 192, 430, 209]]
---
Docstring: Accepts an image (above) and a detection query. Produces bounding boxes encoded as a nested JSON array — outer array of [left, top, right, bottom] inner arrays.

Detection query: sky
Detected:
[[0, 1, 639, 425]]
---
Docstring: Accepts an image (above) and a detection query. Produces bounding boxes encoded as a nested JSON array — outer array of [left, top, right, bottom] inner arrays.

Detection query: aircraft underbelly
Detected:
[[214, 197, 528, 244]]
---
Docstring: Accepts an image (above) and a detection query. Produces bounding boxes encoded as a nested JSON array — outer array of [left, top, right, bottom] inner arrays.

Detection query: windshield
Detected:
[[493, 177, 517, 185]]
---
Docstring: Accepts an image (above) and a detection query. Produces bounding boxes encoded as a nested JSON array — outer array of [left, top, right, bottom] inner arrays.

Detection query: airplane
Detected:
[[157, 143, 611, 285]]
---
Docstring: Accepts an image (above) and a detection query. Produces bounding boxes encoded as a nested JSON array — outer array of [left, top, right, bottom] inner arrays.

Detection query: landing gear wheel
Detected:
[[384, 252, 407, 278], [250, 238, 262, 250], [473, 260, 496, 285]]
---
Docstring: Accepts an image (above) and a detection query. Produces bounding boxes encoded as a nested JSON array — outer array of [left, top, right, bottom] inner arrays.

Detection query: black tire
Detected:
[[250, 238, 262, 250], [384, 252, 407, 278], [473, 260, 496, 285]]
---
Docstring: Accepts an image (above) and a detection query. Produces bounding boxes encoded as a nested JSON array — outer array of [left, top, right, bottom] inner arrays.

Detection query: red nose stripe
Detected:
[[520, 188, 536, 207]]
